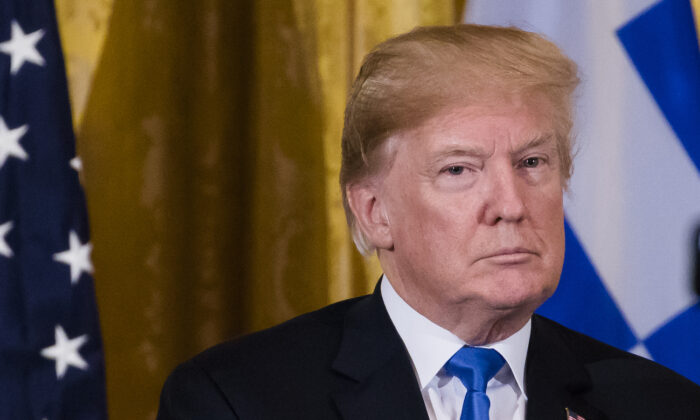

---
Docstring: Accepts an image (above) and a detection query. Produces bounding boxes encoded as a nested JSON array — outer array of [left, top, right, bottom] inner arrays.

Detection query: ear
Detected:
[[346, 182, 393, 250]]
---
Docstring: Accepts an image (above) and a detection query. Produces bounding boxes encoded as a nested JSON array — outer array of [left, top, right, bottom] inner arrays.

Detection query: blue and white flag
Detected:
[[465, 0, 700, 383], [0, 0, 107, 418]]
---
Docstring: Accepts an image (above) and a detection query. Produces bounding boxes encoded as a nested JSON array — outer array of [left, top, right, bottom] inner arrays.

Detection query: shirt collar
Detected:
[[380, 275, 531, 397], [483, 315, 530, 399]]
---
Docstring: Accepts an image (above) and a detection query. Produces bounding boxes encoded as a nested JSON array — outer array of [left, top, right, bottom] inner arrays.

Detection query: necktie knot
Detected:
[[445, 347, 505, 391], [445, 347, 505, 420]]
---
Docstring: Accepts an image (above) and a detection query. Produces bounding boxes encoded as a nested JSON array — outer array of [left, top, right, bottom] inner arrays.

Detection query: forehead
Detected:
[[397, 98, 557, 155]]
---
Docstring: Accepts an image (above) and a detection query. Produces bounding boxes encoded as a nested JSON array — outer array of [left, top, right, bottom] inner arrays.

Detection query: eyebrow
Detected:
[[511, 134, 557, 156], [428, 133, 557, 166], [428, 146, 491, 166]]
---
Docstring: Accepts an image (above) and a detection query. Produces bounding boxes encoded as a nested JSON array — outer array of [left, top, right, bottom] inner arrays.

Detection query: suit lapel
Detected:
[[525, 315, 607, 420], [331, 284, 429, 420]]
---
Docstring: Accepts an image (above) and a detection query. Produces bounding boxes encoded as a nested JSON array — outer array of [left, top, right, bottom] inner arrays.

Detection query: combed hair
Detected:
[[340, 24, 580, 255]]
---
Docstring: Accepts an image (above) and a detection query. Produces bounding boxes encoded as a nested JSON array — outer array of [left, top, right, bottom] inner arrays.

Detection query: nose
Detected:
[[480, 168, 527, 225]]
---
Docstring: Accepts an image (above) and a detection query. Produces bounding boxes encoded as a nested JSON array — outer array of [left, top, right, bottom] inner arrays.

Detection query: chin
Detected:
[[486, 295, 544, 314], [482, 274, 558, 312]]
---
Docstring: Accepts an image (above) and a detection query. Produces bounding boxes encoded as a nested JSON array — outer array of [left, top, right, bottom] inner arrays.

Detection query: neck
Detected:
[[442, 307, 531, 345], [381, 264, 534, 346]]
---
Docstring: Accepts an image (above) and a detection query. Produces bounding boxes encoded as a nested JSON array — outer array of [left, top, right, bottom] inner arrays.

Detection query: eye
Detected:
[[446, 166, 465, 175], [522, 157, 540, 168]]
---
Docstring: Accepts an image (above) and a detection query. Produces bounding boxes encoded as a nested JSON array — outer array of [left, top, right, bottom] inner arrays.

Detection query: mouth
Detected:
[[477, 247, 538, 264]]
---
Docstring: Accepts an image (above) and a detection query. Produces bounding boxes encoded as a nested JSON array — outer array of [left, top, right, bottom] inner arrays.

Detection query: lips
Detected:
[[477, 247, 538, 264]]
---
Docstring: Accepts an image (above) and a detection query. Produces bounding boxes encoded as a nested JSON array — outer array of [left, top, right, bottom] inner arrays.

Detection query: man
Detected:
[[157, 24, 700, 419]]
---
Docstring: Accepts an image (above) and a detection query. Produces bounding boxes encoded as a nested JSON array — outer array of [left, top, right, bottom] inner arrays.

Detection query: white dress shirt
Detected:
[[381, 275, 530, 420]]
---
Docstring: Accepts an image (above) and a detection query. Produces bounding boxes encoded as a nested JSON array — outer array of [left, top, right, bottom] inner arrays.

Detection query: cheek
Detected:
[[530, 184, 564, 225], [393, 188, 475, 237], [537, 194, 566, 267], [421, 201, 480, 254], [551, 220, 566, 270], [391, 198, 478, 272]]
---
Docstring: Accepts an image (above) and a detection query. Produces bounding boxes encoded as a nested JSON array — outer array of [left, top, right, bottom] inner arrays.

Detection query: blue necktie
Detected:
[[444, 347, 506, 420]]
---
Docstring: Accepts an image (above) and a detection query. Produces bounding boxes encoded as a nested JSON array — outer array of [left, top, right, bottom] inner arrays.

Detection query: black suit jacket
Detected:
[[157, 285, 700, 419]]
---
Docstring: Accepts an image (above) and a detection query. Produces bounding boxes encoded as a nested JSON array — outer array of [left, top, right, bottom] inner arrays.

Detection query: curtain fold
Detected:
[[693, 0, 700, 43], [57, 0, 459, 418]]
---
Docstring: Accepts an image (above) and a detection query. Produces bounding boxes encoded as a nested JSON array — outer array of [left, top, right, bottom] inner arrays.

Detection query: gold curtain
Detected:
[[56, 0, 462, 418], [693, 0, 700, 43]]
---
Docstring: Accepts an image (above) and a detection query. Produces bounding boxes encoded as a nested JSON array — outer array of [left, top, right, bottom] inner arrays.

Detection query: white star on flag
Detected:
[[0, 221, 13, 258], [0, 20, 45, 75], [70, 156, 83, 172], [40, 325, 89, 379], [0, 116, 29, 169], [53, 230, 93, 284]]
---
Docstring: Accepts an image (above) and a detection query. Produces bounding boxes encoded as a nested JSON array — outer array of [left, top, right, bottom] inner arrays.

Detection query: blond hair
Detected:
[[340, 24, 579, 255]]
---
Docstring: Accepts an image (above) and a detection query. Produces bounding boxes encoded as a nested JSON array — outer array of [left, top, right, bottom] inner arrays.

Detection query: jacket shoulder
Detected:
[[532, 315, 700, 415], [532, 315, 639, 362], [157, 355, 239, 420], [194, 294, 366, 371], [158, 295, 370, 419]]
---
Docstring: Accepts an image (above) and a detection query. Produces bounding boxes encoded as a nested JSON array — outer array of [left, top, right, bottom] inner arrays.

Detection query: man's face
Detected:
[[377, 97, 565, 319]]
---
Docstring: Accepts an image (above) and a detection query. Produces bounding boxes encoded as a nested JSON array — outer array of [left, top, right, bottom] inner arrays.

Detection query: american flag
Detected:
[[0, 0, 107, 418], [566, 407, 586, 420]]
